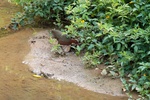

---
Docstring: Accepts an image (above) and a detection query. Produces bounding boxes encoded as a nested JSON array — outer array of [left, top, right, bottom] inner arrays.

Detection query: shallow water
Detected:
[[0, 0, 19, 28]]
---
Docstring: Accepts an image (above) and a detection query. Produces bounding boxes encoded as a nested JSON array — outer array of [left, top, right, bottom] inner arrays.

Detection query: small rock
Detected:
[[22, 61, 28, 64], [101, 69, 107, 76], [41, 73, 54, 78], [95, 68, 99, 71], [31, 40, 36, 44]]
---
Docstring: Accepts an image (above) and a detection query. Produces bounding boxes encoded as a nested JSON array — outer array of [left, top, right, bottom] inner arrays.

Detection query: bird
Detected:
[[51, 29, 78, 45], [51, 29, 78, 55]]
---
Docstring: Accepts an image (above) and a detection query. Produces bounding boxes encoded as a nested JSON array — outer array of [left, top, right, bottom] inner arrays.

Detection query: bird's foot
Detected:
[[54, 51, 66, 57]]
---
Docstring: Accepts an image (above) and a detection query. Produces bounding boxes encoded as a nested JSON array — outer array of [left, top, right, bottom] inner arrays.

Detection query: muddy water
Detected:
[[0, 0, 19, 28], [0, 0, 20, 38]]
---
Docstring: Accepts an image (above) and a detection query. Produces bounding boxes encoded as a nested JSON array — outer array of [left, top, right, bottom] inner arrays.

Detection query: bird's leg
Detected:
[[60, 46, 66, 56]]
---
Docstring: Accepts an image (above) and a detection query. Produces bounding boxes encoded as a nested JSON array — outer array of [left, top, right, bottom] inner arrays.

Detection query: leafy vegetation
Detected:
[[9, 0, 75, 29], [10, 0, 150, 99]]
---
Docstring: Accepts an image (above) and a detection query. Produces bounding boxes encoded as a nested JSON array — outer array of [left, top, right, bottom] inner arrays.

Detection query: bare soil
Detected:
[[24, 29, 126, 96]]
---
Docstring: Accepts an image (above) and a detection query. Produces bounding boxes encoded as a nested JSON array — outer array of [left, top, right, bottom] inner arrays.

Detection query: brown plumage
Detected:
[[51, 29, 78, 45]]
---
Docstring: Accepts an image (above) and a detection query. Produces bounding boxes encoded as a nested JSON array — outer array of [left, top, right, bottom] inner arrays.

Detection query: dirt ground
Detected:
[[0, 0, 129, 100], [24, 29, 126, 96]]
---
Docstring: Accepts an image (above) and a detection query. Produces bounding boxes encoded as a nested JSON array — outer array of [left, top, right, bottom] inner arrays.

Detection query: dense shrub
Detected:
[[65, 0, 150, 99], [11, 0, 150, 99], [10, 0, 75, 29]]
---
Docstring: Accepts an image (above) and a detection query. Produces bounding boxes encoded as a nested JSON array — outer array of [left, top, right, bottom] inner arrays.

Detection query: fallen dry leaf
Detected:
[[33, 74, 42, 78]]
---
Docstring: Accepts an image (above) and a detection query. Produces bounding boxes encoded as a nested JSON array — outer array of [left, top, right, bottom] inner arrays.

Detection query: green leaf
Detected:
[[116, 43, 121, 50], [92, 39, 97, 43], [136, 86, 143, 92], [134, 46, 138, 53], [96, 33, 102, 37], [88, 44, 94, 50], [76, 45, 82, 52], [80, 44, 86, 49], [137, 13, 143, 18], [54, 0, 59, 3], [131, 84, 137, 91], [134, 4, 140, 9], [102, 36, 109, 43]]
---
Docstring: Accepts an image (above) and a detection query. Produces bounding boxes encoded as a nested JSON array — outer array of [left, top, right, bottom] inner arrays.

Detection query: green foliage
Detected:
[[128, 62, 150, 97], [10, 0, 76, 30], [64, 0, 150, 99], [82, 51, 102, 68], [49, 37, 61, 53]]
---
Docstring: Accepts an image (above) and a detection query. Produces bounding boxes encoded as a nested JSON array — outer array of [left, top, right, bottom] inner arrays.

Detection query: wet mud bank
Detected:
[[24, 29, 127, 96]]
